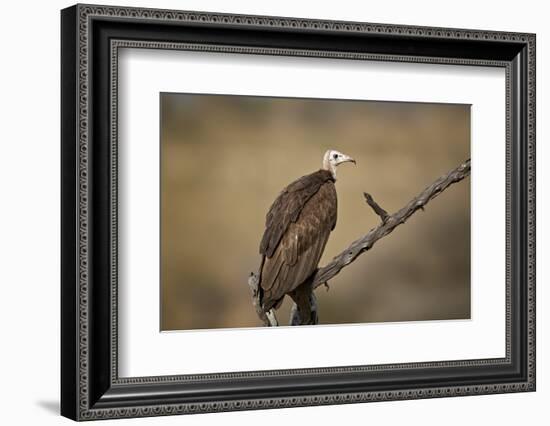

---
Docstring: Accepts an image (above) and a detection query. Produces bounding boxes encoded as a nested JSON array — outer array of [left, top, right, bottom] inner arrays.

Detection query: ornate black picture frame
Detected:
[[61, 4, 536, 421]]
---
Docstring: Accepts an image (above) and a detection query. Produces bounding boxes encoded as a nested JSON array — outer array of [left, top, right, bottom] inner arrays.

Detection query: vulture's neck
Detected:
[[322, 160, 337, 180]]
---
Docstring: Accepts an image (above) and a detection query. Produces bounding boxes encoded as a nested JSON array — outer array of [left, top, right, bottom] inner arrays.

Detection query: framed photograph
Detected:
[[61, 4, 536, 421]]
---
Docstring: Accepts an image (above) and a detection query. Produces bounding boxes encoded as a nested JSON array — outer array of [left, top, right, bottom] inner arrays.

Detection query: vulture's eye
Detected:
[[333, 154, 338, 160]]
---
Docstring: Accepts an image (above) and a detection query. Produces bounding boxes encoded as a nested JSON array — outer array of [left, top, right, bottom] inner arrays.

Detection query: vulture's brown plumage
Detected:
[[259, 169, 337, 310], [258, 149, 355, 312]]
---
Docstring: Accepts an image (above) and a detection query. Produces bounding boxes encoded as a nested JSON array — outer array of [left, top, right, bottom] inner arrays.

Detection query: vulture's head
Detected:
[[322, 149, 356, 179]]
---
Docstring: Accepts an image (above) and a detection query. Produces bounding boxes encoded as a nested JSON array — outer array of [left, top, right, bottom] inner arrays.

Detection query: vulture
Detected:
[[258, 149, 356, 317]]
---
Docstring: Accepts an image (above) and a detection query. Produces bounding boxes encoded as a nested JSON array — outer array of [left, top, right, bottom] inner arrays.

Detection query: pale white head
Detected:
[[322, 149, 356, 179]]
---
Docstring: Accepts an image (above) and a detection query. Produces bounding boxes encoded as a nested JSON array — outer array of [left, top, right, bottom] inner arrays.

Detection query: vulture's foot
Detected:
[[289, 281, 319, 326]]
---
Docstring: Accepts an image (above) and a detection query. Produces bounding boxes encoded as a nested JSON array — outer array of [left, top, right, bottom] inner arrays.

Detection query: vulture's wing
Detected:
[[260, 179, 337, 309], [260, 170, 335, 258]]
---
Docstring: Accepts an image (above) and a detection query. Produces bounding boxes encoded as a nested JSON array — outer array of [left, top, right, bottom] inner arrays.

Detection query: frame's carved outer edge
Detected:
[[526, 33, 536, 391], [77, 3, 535, 41], [61, 5, 79, 421], [76, 4, 91, 420], [83, 383, 529, 420], [67, 3, 536, 420]]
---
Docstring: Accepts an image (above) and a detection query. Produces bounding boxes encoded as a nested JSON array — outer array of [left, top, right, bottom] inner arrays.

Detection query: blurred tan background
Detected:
[[160, 93, 470, 331]]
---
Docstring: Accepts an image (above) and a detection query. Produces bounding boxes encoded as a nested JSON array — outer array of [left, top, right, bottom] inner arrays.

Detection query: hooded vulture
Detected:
[[258, 149, 355, 312]]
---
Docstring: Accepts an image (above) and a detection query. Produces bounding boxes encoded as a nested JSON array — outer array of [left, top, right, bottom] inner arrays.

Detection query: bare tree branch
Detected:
[[311, 158, 471, 290], [363, 192, 390, 223]]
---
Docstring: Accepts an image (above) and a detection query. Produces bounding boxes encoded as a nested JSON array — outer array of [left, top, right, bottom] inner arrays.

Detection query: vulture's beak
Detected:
[[342, 155, 356, 165]]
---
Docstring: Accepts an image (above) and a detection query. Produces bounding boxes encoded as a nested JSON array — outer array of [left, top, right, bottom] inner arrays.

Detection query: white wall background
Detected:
[[0, 0, 546, 424]]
